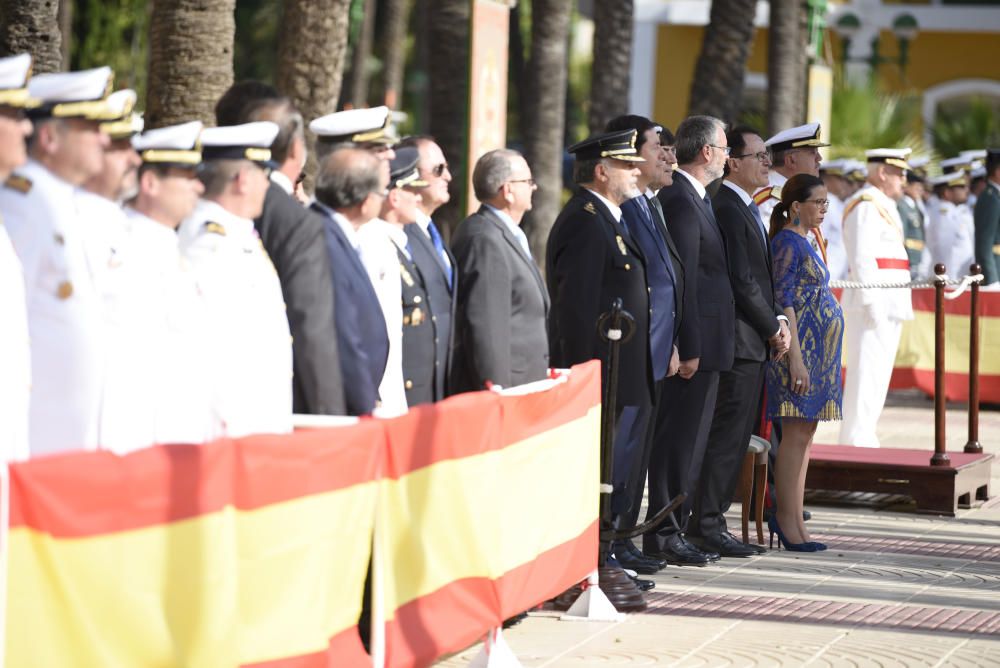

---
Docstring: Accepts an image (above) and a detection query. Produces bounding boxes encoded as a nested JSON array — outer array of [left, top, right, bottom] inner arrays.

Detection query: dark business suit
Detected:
[[398, 245, 435, 406], [255, 182, 346, 415], [618, 193, 683, 530], [311, 204, 389, 416], [406, 222, 455, 400], [548, 188, 651, 518], [689, 182, 784, 540], [451, 205, 549, 393], [644, 171, 735, 553]]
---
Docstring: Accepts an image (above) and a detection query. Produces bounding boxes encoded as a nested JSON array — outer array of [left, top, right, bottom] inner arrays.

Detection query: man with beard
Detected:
[[643, 115, 734, 567], [547, 128, 654, 591]]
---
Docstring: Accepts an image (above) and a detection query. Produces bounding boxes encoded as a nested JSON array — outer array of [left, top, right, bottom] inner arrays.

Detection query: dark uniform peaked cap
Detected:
[[388, 147, 427, 189], [568, 129, 645, 162]]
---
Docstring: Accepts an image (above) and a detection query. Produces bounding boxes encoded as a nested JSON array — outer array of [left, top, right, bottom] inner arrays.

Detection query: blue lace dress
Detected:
[[766, 229, 844, 421]]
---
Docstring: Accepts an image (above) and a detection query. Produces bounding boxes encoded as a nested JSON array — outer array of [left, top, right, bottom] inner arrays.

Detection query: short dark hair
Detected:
[[605, 114, 658, 152], [199, 159, 245, 199], [658, 125, 675, 146], [987, 152, 1000, 180], [675, 115, 725, 165], [723, 125, 760, 176], [214, 80, 301, 165], [314, 147, 382, 209]]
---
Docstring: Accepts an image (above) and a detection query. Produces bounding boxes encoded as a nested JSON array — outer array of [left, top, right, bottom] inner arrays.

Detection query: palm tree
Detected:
[[588, 0, 632, 135], [344, 0, 376, 108], [688, 0, 757, 124], [766, 0, 807, 135], [427, 0, 471, 232], [146, 0, 236, 128], [829, 79, 929, 160], [522, 0, 572, 269], [379, 0, 411, 108], [276, 0, 352, 189], [0, 0, 62, 73]]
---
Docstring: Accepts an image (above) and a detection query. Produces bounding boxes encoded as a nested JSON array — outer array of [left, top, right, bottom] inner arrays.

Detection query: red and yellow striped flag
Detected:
[[7, 424, 384, 667]]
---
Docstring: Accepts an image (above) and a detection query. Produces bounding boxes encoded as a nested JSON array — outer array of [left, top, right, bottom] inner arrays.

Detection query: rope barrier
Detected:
[[829, 273, 984, 300]]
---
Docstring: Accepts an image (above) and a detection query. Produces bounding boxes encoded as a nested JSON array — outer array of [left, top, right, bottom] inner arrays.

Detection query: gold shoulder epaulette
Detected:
[[583, 201, 597, 215], [4, 174, 32, 194], [204, 221, 226, 236], [859, 193, 874, 202]]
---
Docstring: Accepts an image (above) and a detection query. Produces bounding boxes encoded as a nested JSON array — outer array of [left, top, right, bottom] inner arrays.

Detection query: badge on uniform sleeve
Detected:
[[56, 280, 73, 299], [616, 235, 627, 255], [400, 264, 415, 287], [583, 202, 596, 215]]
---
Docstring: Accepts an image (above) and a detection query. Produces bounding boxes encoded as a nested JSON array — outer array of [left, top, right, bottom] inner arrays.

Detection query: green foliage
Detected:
[[930, 96, 1000, 158], [71, 0, 149, 105], [827, 77, 930, 160], [234, 0, 281, 84]]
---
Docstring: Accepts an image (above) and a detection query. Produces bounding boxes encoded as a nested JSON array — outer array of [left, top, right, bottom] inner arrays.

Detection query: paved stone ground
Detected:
[[436, 392, 1000, 667]]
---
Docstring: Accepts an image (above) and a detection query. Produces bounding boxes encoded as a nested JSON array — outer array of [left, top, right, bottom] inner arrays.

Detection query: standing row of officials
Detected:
[[2, 54, 999, 581]]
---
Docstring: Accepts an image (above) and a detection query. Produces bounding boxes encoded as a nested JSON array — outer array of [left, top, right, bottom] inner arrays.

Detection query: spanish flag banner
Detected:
[[891, 288, 1000, 402], [6, 423, 384, 667], [378, 361, 602, 668]]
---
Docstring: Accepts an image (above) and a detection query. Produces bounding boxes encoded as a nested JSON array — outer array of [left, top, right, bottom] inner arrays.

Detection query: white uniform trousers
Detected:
[[839, 310, 902, 448]]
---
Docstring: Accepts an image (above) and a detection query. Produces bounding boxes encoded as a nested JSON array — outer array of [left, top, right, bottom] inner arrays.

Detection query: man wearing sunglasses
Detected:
[[398, 134, 456, 402]]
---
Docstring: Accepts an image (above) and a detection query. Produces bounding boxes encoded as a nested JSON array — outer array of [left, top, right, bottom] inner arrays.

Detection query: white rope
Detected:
[[943, 273, 985, 300], [829, 273, 985, 297]]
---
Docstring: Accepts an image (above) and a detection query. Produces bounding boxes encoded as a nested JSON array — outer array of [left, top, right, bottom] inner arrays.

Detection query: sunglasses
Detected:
[[431, 162, 449, 177]]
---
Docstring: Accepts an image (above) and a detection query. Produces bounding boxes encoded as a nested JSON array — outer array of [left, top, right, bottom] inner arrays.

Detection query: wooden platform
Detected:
[[806, 445, 994, 516]]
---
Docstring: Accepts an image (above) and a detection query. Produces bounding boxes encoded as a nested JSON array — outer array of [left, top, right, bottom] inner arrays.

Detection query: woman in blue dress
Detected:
[[766, 174, 844, 551]]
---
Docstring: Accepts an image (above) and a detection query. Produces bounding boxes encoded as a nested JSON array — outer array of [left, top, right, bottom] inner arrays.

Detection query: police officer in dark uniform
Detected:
[[547, 129, 654, 588]]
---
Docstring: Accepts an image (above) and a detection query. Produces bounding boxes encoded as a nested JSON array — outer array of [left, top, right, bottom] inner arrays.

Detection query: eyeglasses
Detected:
[[507, 178, 535, 187], [708, 144, 731, 155], [806, 198, 830, 208], [370, 187, 390, 199], [733, 151, 771, 163], [431, 163, 450, 177]]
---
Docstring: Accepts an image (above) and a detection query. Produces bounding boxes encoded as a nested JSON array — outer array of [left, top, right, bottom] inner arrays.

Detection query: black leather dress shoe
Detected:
[[630, 575, 655, 591], [645, 536, 711, 566], [697, 532, 766, 557], [615, 540, 666, 573]]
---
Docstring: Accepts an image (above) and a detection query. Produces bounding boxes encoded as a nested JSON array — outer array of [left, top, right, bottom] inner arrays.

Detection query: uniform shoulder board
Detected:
[[859, 193, 874, 202], [752, 186, 780, 206], [4, 174, 32, 194], [204, 221, 226, 236], [583, 201, 597, 214]]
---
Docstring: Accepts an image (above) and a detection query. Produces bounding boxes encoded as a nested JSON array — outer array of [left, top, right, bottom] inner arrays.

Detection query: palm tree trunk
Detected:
[[345, 0, 376, 108], [380, 0, 410, 108], [427, 0, 470, 233], [146, 0, 235, 128], [588, 0, 632, 135], [767, 0, 808, 135], [522, 0, 572, 270], [0, 0, 62, 73], [276, 0, 352, 191], [688, 0, 757, 124]]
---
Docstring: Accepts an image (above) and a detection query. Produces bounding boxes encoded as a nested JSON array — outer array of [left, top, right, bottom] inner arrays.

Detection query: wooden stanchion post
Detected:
[[965, 263, 983, 454], [932, 264, 950, 466]]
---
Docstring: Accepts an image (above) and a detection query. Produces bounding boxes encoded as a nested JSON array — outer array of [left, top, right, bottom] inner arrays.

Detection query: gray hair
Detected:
[[199, 159, 245, 199], [674, 115, 725, 165], [314, 147, 382, 209], [573, 157, 602, 185], [472, 148, 521, 201]]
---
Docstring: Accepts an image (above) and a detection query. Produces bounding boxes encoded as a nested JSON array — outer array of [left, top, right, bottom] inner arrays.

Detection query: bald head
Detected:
[[315, 147, 383, 210]]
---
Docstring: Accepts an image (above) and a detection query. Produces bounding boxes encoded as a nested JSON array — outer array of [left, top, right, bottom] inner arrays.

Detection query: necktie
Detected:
[[702, 193, 716, 221], [748, 201, 768, 247], [649, 194, 666, 228], [426, 219, 453, 289], [512, 224, 532, 258]]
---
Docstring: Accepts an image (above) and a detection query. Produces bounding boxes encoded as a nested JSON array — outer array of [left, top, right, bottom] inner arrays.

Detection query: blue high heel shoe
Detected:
[[768, 516, 819, 552], [808, 541, 828, 551]]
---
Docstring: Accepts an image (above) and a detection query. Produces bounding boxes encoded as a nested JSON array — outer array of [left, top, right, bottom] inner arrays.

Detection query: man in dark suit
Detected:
[[643, 115, 735, 566], [687, 126, 790, 558], [451, 149, 549, 392], [548, 130, 653, 581], [398, 135, 456, 401], [215, 82, 346, 415], [311, 148, 390, 416], [601, 116, 684, 575]]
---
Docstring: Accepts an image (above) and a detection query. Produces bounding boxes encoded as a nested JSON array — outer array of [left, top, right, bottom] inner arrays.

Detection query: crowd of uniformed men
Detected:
[[2, 54, 1000, 589]]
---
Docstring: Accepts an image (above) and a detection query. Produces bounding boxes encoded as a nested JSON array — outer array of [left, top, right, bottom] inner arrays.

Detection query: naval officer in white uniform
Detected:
[[0, 54, 36, 463], [927, 171, 975, 279], [0, 66, 117, 457], [839, 148, 914, 447], [178, 122, 293, 438]]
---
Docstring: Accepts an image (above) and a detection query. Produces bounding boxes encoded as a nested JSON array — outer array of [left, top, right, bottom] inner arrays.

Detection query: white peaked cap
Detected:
[[0, 53, 32, 91], [133, 120, 203, 165], [28, 66, 112, 105], [764, 122, 829, 150], [201, 121, 279, 164], [309, 105, 396, 144], [866, 148, 911, 170]]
